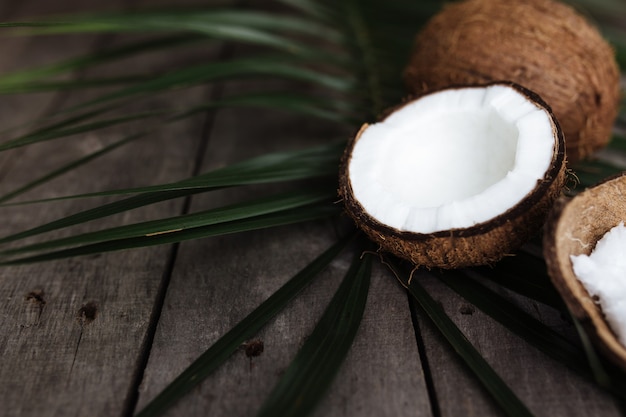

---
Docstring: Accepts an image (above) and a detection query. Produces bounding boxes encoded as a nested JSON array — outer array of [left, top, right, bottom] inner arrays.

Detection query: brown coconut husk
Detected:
[[544, 173, 626, 371], [338, 82, 567, 269], [404, 0, 621, 162]]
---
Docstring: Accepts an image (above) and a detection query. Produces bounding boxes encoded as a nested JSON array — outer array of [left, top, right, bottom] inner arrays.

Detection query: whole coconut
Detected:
[[404, 0, 621, 162]]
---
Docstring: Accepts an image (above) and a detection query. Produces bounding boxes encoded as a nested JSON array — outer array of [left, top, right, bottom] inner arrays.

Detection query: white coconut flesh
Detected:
[[571, 222, 626, 347], [348, 84, 556, 233]]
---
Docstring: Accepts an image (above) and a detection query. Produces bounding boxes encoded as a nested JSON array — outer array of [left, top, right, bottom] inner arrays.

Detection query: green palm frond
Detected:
[[1, 0, 626, 417]]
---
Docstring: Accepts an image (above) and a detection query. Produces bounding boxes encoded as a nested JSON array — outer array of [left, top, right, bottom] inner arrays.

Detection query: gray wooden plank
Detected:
[[0, 1, 219, 416], [412, 270, 624, 417], [136, 93, 434, 416]]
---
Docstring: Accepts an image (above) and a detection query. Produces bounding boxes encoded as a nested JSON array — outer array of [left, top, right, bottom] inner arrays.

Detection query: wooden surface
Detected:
[[0, 1, 624, 417]]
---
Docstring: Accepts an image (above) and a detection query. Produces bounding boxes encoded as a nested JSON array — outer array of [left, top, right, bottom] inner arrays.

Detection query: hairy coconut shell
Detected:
[[339, 83, 567, 269], [404, 0, 621, 162], [544, 173, 626, 370]]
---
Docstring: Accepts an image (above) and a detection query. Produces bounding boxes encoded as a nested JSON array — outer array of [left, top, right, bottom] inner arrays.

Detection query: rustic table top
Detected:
[[0, 0, 624, 416]]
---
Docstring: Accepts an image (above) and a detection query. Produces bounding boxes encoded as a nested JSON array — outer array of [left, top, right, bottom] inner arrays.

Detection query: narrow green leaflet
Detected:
[[257, 251, 372, 417], [0, 133, 145, 204], [134, 233, 355, 417], [1, 9, 339, 39], [172, 92, 359, 124], [392, 264, 535, 417], [570, 314, 613, 388], [0, 203, 339, 265], [0, 111, 162, 151], [569, 315, 626, 405], [1, 189, 334, 255], [0, 34, 203, 90], [0, 75, 148, 94], [0, 10, 341, 60], [0, 105, 115, 147], [60, 57, 353, 112]]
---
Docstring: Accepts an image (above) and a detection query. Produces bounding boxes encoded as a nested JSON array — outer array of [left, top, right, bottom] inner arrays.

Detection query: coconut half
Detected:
[[339, 82, 566, 268], [544, 173, 626, 371]]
